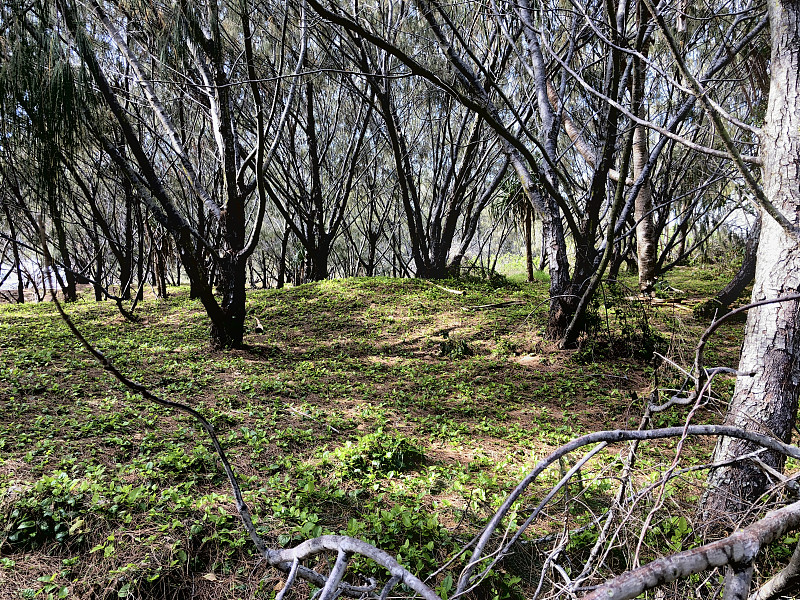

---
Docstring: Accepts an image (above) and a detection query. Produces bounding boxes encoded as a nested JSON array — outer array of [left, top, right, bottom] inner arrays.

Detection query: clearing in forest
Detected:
[[0, 268, 757, 598]]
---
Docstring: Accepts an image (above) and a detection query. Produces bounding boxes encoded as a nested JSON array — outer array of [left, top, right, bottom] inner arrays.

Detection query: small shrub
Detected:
[[331, 430, 424, 478], [439, 338, 474, 358], [3, 472, 86, 548], [574, 282, 665, 362]]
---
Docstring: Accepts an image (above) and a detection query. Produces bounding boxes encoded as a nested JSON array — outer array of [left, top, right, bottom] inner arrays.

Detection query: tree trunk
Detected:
[[92, 221, 103, 301], [136, 204, 145, 302], [210, 255, 247, 348], [524, 202, 534, 282], [538, 230, 548, 271], [542, 204, 573, 338], [3, 205, 25, 304], [702, 0, 800, 528], [155, 237, 168, 299], [50, 195, 77, 302], [632, 125, 657, 292], [366, 230, 379, 277], [632, 8, 657, 293], [277, 226, 290, 289], [120, 176, 134, 300], [696, 215, 761, 317], [309, 242, 330, 281]]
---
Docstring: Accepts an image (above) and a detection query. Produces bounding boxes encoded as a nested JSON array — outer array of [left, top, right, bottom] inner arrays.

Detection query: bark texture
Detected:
[[631, 25, 657, 293], [703, 0, 800, 526], [632, 124, 656, 292]]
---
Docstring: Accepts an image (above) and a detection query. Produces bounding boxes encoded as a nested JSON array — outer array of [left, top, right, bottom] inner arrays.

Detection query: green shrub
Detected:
[[331, 430, 424, 478]]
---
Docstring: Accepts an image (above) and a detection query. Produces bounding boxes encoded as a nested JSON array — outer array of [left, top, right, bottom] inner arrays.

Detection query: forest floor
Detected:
[[0, 264, 785, 600]]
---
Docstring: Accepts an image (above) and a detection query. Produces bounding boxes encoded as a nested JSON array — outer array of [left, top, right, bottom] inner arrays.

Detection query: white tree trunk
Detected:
[[633, 123, 657, 292], [703, 0, 800, 527]]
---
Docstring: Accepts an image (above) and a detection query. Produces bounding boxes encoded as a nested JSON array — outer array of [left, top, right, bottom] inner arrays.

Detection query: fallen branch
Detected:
[[461, 301, 526, 311], [454, 425, 800, 596], [429, 281, 466, 295], [581, 500, 800, 600]]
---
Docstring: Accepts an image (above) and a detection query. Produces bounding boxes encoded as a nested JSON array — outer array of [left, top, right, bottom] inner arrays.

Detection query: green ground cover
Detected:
[[0, 267, 751, 599]]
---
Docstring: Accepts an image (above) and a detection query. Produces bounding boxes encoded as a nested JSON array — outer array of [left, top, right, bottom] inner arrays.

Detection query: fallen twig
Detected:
[[461, 301, 526, 311], [428, 281, 466, 295]]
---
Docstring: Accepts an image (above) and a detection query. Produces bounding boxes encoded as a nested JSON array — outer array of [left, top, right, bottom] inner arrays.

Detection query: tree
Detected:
[[702, 0, 800, 525], [49, 0, 306, 347], [264, 75, 373, 282]]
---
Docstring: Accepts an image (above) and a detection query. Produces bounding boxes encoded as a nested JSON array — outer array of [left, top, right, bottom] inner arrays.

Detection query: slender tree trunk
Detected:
[[391, 231, 397, 278], [524, 202, 534, 282], [366, 231, 378, 277], [538, 230, 548, 271], [146, 218, 166, 299], [136, 204, 145, 302], [155, 234, 168, 299], [92, 221, 103, 301], [50, 193, 77, 301], [632, 6, 657, 292], [120, 177, 133, 300], [3, 205, 25, 303], [275, 230, 292, 289], [702, 0, 800, 527], [632, 122, 657, 292]]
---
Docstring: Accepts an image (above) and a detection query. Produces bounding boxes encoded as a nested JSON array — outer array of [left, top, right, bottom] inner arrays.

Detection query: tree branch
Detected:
[[581, 500, 800, 600]]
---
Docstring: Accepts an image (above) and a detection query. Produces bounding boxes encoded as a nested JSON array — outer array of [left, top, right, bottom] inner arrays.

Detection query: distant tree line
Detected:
[[0, 0, 762, 347]]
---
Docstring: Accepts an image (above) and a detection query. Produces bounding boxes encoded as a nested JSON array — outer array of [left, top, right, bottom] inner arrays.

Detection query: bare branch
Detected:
[[581, 500, 800, 600], [89, 0, 222, 220], [640, 0, 799, 242], [456, 425, 800, 595]]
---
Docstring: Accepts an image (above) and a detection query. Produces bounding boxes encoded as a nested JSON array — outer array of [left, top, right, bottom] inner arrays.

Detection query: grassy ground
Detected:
[[0, 266, 756, 599]]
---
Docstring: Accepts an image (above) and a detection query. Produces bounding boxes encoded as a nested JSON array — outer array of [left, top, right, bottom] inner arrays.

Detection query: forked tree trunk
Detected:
[[702, 0, 800, 527]]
